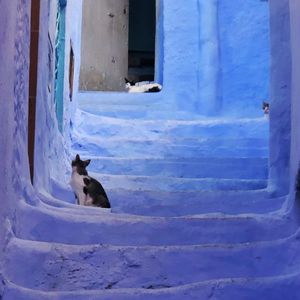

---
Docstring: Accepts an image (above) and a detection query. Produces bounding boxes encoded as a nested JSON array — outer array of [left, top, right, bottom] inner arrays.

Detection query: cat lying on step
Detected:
[[125, 78, 162, 93], [70, 154, 111, 208]]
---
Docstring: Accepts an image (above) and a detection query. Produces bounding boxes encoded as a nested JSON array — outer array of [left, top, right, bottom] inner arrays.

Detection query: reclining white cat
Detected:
[[125, 79, 162, 93]]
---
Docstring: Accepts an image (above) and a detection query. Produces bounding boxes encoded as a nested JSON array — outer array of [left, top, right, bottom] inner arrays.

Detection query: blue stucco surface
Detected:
[[0, 0, 300, 299], [219, 0, 270, 116], [268, 0, 292, 197]]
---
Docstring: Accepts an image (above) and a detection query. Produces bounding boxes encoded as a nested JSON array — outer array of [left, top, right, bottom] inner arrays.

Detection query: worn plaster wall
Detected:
[[0, 0, 31, 275], [197, 0, 220, 114], [79, 0, 129, 91], [289, 0, 300, 198], [268, 0, 291, 196], [33, 0, 82, 196], [63, 0, 83, 135], [33, 0, 68, 192]]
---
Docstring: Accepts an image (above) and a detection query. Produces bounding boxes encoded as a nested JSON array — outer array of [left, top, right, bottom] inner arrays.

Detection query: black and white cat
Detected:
[[70, 154, 111, 208], [125, 78, 162, 93], [262, 101, 270, 115]]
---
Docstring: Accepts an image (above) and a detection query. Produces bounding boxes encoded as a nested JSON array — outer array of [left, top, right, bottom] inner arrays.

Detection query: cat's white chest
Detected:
[[70, 171, 87, 205], [70, 172, 85, 190]]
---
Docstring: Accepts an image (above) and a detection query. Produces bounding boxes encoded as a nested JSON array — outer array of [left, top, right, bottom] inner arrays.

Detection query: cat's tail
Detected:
[[96, 195, 111, 208]]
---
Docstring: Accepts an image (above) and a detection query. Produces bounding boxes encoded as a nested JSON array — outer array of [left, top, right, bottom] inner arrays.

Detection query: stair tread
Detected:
[[4, 232, 300, 292], [75, 109, 269, 125], [74, 110, 269, 139], [4, 271, 300, 300], [16, 200, 295, 246]]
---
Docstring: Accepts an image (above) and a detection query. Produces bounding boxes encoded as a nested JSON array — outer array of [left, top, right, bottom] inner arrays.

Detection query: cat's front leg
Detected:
[[84, 194, 94, 206], [77, 191, 86, 206], [74, 193, 79, 205]]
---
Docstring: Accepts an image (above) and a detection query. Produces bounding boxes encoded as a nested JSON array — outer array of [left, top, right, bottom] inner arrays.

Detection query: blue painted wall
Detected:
[[268, 0, 291, 196], [0, 0, 31, 260], [289, 0, 300, 200], [77, 0, 269, 118], [33, 0, 83, 193], [218, 0, 270, 116]]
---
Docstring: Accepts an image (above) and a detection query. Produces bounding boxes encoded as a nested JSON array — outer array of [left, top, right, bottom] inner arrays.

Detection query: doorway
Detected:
[[128, 0, 156, 83], [28, 0, 40, 183]]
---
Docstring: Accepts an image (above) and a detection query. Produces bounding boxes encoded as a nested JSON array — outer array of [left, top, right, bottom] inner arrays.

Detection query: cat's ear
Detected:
[[84, 159, 91, 167], [76, 154, 80, 161]]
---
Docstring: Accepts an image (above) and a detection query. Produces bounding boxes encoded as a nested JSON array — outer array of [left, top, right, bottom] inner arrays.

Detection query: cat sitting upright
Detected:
[[70, 154, 111, 208], [262, 101, 270, 115]]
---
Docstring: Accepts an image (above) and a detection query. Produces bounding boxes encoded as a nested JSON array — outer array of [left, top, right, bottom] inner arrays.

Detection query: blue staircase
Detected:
[[3, 105, 300, 300]]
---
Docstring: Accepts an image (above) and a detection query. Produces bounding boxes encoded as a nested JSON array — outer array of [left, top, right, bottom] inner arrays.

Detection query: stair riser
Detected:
[[87, 158, 268, 180], [73, 138, 268, 158], [74, 144, 268, 159], [75, 113, 269, 140], [77, 123, 268, 140], [48, 181, 284, 216], [110, 195, 284, 217], [16, 205, 294, 246], [90, 173, 267, 192], [4, 274, 300, 300]]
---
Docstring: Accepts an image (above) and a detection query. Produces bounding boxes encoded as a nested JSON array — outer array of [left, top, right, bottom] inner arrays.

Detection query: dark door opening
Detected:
[[54, 0, 67, 132], [69, 43, 75, 101], [128, 0, 156, 83], [28, 0, 40, 183]]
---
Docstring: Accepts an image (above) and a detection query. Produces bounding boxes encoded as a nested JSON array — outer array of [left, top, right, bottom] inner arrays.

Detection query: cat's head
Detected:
[[262, 101, 269, 114], [125, 78, 135, 89], [72, 154, 91, 175]]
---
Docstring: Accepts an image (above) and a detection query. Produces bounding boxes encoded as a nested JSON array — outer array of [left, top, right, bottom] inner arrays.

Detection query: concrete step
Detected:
[[88, 173, 267, 192], [4, 231, 300, 291], [46, 180, 284, 216], [73, 136, 268, 158], [77, 93, 168, 119], [3, 272, 300, 300], [74, 111, 269, 140], [16, 200, 295, 246], [41, 181, 284, 218], [107, 189, 285, 217], [85, 157, 268, 180]]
